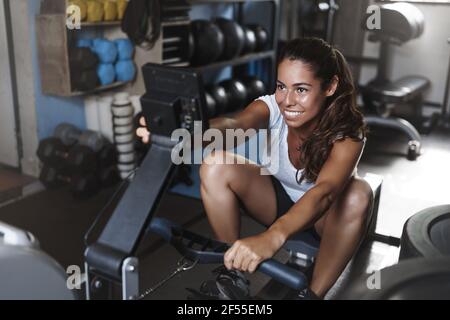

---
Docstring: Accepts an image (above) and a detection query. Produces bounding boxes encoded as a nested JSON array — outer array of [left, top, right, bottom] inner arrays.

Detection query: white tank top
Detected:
[[257, 94, 315, 202]]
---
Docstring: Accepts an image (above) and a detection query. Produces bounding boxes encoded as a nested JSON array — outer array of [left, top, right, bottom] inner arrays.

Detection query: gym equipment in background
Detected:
[[206, 84, 228, 116], [114, 39, 135, 61], [0, 221, 76, 300], [53, 123, 105, 152], [103, 0, 118, 21], [242, 76, 267, 104], [40, 165, 101, 198], [37, 138, 97, 173], [361, 2, 431, 161], [92, 38, 119, 64], [204, 76, 268, 117], [246, 24, 269, 52], [69, 0, 87, 21], [69, 47, 99, 91], [115, 60, 136, 82], [340, 256, 450, 300], [242, 26, 257, 55], [37, 123, 119, 197], [114, 39, 137, 82], [214, 17, 246, 60], [86, 0, 104, 22], [111, 92, 137, 179], [341, 203, 450, 299], [189, 20, 225, 66], [441, 37, 450, 128], [84, 63, 383, 300], [399, 204, 450, 260], [97, 63, 116, 86], [218, 79, 248, 112]]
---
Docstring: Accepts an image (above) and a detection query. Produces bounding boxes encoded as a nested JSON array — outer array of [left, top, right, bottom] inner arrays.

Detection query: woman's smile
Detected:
[[283, 109, 305, 120]]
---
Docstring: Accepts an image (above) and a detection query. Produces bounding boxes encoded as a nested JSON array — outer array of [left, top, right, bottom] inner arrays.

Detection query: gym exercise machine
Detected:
[[0, 221, 76, 300], [84, 63, 383, 300], [361, 2, 432, 160], [341, 204, 450, 299]]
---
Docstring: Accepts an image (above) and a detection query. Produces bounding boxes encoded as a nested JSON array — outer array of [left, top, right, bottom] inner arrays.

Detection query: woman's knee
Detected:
[[340, 178, 373, 223], [200, 151, 234, 187]]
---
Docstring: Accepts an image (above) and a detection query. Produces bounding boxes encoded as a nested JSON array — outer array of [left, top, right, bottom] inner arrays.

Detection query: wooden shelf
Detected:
[[188, 0, 278, 3], [161, 20, 190, 27], [80, 20, 122, 28], [192, 50, 275, 72], [36, 14, 133, 97]]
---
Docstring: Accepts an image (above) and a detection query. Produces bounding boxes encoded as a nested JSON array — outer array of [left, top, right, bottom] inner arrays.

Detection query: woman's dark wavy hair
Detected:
[[278, 37, 367, 184]]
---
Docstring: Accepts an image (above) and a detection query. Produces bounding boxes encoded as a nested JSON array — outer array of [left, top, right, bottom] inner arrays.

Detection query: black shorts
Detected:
[[269, 176, 321, 242]]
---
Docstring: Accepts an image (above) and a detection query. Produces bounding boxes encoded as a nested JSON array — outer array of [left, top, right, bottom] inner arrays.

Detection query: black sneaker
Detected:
[[285, 287, 321, 300], [296, 288, 321, 300], [186, 266, 251, 300]]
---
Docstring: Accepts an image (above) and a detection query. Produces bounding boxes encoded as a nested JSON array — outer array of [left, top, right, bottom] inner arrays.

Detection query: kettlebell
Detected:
[[97, 63, 116, 85], [117, 0, 128, 20], [115, 60, 136, 82], [86, 0, 104, 22], [114, 39, 135, 60], [103, 0, 118, 21], [92, 38, 118, 64], [68, 0, 87, 21]]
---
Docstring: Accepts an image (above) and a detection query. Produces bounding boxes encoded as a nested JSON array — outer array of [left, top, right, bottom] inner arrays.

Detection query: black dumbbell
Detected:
[[99, 166, 120, 188], [37, 138, 97, 172], [241, 76, 267, 104], [207, 85, 229, 116], [204, 92, 218, 118], [54, 123, 105, 152], [218, 79, 248, 112], [246, 24, 269, 52], [39, 165, 100, 198], [97, 143, 118, 168]]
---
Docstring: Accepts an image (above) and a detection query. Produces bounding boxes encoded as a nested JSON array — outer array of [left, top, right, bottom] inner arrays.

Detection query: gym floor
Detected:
[[0, 124, 448, 299]]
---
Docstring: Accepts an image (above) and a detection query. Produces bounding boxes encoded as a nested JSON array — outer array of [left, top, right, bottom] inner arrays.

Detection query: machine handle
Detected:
[[149, 218, 308, 291]]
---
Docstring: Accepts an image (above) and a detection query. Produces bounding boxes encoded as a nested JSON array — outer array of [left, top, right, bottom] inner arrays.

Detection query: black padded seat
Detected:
[[365, 76, 430, 104], [361, 2, 430, 160]]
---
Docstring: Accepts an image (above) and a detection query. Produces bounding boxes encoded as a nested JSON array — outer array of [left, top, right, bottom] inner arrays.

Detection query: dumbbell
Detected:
[[37, 137, 98, 172], [97, 143, 118, 169], [207, 85, 228, 116], [204, 92, 218, 118], [39, 165, 100, 198], [246, 24, 269, 52], [218, 79, 248, 112], [241, 76, 267, 104], [54, 123, 105, 152], [99, 166, 120, 188]]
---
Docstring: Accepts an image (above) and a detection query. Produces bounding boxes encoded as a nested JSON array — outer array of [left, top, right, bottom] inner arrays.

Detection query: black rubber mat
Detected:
[[0, 185, 204, 270]]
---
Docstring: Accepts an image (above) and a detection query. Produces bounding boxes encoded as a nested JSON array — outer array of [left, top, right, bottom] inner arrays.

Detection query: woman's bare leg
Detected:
[[200, 151, 277, 243], [310, 177, 373, 298]]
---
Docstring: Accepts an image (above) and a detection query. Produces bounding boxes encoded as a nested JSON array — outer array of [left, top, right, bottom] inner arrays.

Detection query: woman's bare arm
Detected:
[[266, 138, 365, 246]]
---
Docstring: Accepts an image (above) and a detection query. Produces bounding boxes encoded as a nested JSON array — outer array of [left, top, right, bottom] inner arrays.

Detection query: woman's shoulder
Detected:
[[332, 130, 366, 144], [255, 94, 283, 129]]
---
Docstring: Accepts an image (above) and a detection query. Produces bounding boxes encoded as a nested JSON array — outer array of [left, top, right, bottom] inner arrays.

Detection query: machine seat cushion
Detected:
[[364, 76, 430, 104]]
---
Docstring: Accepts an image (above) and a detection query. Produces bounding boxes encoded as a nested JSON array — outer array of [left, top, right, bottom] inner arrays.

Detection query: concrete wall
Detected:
[[0, 0, 19, 167], [9, 0, 40, 176]]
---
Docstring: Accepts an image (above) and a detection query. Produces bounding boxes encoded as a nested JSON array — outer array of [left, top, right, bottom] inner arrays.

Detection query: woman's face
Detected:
[[275, 59, 336, 131]]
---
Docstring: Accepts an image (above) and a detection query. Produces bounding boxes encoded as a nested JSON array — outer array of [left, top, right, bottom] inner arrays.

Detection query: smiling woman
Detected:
[[136, 37, 372, 299]]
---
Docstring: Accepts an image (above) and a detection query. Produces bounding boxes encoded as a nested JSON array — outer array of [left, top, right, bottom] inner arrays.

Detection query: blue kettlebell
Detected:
[[76, 39, 93, 49], [97, 63, 116, 85], [114, 39, 135, 60], [92, 39, 118, 64], [115, 60, 136, 82]]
